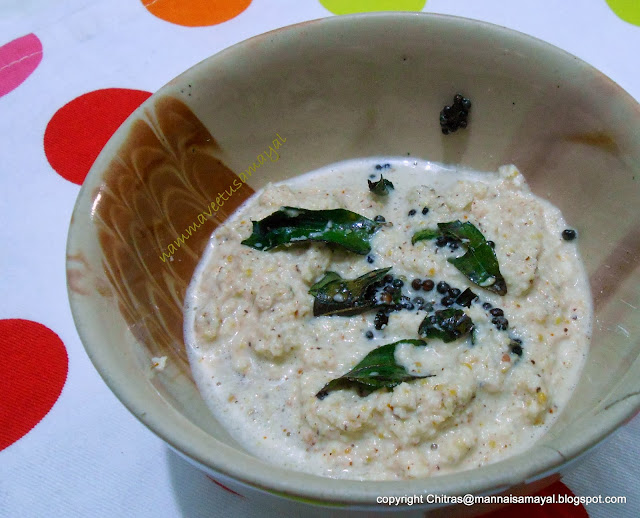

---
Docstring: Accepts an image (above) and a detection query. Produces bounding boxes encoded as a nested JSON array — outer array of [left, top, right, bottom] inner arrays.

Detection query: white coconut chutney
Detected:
[[184, 158, 591, 480]]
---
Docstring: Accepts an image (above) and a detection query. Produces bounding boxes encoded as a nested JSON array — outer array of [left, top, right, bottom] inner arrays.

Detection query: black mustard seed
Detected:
[[436, 281, 450, 294], [422, 279, 435, 291]]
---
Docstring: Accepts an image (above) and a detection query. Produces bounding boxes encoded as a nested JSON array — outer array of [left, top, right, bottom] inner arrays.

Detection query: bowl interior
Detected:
[[67, 13, 640, 503]]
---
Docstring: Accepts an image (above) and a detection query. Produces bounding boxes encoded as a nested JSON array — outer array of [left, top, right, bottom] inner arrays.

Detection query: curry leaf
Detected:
[[418, 308, 474, 343], [309, 267, 392, 317], [412, 220, 507, 295], [368, 175, 394, 196], [308, 272, 343, 297], [411, 228, 441, 244], [316, 339, 433, 399], [455, 287, 478, 308], [242, 207, 381, 255]]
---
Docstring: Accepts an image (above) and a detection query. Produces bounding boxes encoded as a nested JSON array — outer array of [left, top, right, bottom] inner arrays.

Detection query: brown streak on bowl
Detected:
[[564, 133, 619, 155], [92, 96, 254, 366]]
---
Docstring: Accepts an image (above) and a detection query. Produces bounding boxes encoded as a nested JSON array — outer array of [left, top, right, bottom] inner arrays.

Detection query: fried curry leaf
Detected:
[[418, 308, 475, 343], [368, 175, 394, 196], [455, 287, 478, 308], [241, 207, 381, 255], [412, 220, 507, 295], [316, 339, 433, 399], [308, 272, 342, 297], [309, 267, 391, 317], [411, 227, 441, 244]]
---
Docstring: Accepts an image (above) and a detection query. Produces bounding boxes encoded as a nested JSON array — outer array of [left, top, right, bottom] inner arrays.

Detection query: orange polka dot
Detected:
[[141, 0, 252, 27], [44, 88, 151, 185], [0, 319, 68, 451]]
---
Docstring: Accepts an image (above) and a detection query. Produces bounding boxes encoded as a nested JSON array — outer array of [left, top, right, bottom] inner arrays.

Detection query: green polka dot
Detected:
[[606, 0, 640, 26], [319, 0, 426, 15]]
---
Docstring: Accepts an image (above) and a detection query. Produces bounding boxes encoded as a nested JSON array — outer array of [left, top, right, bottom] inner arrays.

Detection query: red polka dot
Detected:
[[207, 475, 244, 497], [0, 33, 43, 98], [44, 88, 152, 185], [485, 481, 588, 518], [0, 319, 68, 451]]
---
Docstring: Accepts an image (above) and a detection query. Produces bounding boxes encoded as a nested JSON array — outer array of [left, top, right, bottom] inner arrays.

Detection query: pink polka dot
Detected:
[[0, 34, 43, 98]]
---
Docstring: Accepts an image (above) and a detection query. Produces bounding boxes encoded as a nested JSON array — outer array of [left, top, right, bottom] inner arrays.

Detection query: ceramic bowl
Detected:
[[67, 12, 640, 516]]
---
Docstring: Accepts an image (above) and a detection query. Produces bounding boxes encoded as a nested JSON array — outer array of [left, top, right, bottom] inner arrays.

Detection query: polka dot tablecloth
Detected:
[[1, 1, 639, 517]]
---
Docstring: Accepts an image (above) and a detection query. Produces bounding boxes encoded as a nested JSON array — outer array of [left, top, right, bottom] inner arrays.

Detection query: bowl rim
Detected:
[[67, 10, 640, 506]]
